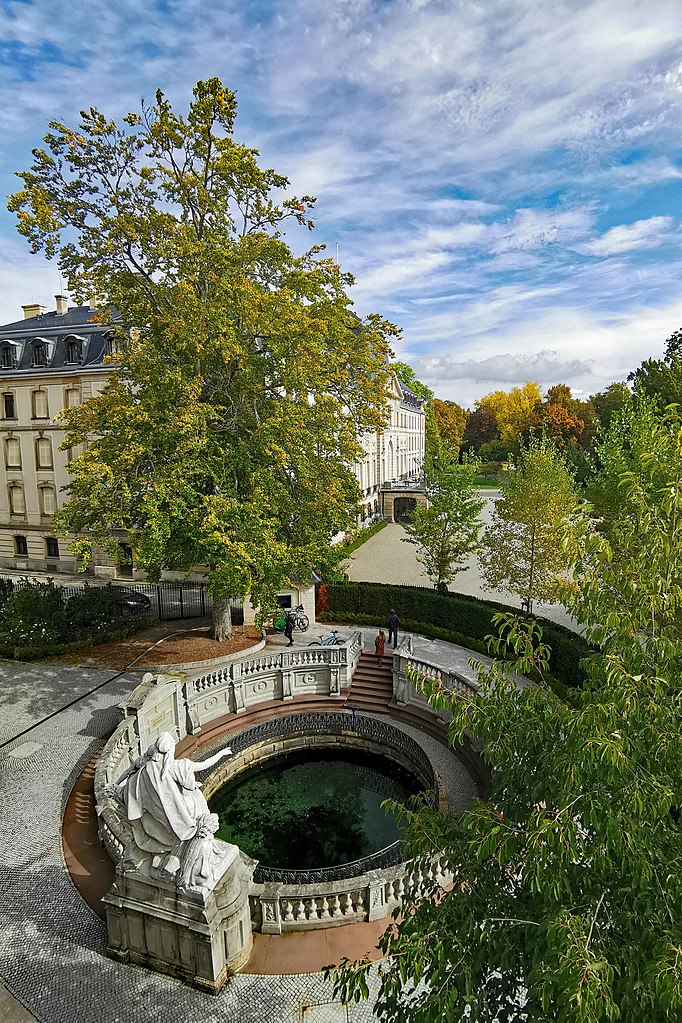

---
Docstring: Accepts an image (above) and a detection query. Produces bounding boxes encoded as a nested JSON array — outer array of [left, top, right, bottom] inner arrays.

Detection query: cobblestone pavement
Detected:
[[345, 496, 580, 632], [0, 660, 385, 1023]]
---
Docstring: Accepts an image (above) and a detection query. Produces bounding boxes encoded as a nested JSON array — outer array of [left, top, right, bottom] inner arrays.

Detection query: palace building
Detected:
[[0, 298, 425, 579]]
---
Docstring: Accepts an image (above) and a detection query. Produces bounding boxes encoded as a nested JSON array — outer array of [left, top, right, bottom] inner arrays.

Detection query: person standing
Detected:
[[386, 609, 400, 648], [374, 628, 386, 668], [283, 611, 294, 647]]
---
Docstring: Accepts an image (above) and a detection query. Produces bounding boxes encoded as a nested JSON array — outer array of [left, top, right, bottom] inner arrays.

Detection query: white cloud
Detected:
[[579, 216, 677, 256]]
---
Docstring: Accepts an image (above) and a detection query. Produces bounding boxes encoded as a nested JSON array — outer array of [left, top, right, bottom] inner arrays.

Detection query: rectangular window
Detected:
[[36, 437, 53, 469], [3, 393, 16, 419], [14, 535, 28, 557], [39, 486, 57, 516], [65, 387, 80, 409], [32, 390, 49, 419], [45, 537, 59, 558], [9, 485, 25, 515], [5, 437, 21, 469]]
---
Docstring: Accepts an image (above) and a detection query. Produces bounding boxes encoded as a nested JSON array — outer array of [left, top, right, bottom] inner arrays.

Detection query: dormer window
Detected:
[[32, 340, 48, 367], [1, 343, 16, 369], [65, 338, 82, 364]]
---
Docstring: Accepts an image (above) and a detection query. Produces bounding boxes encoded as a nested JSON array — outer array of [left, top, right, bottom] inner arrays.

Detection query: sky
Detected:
[[1, 0, 682, 407]]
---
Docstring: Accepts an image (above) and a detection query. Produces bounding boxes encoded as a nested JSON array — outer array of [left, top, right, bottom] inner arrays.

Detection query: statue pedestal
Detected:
[[103, 844, 256, 994]]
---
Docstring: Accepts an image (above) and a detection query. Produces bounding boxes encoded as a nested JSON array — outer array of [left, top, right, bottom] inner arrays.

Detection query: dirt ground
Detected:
[[49, 618, 264, 671]]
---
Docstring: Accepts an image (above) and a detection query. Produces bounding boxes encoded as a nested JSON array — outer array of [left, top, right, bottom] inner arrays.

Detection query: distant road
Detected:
[[344, 491, 579, 632]]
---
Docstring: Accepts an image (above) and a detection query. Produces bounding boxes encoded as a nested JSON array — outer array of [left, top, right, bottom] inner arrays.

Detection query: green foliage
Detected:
[[589, 381, 632, 430], [0, 579, 66, 647], [322, 582, 590, 686], [432, 398, 468, 457], [628, 354, 682, 409], [402, 454, 484, 589], [479, 436, 580, 613], [332, 409, 682, 1022], [0, 580, 145, 658], [9, 79, 396, 628]]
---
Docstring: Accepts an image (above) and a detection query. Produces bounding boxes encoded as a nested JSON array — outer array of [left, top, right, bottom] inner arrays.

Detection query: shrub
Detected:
[[64, 584, 126, 636], [0, 579, 67, 647], [322, 582, 592, 687]]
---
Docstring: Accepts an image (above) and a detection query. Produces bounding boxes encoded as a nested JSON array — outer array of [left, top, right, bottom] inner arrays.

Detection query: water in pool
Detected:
[[208, 748, 423, 869]]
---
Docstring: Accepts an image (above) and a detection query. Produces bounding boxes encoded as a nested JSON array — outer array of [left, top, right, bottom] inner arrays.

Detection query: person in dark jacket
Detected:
[[283, 612, 294, 647], [386, 609, 400, 648]]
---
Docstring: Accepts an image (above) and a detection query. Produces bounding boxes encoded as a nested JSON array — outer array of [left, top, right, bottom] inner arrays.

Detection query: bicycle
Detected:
[[308, 630, 343, 647], [273, 604, 310, 633]]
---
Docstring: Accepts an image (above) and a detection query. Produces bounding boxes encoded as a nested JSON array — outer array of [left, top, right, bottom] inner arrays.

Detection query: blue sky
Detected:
[[1, 0, 682, 406]]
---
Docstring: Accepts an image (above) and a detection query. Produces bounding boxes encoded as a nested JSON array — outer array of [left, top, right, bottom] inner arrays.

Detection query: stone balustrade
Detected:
[[251, 854, 453, 933]]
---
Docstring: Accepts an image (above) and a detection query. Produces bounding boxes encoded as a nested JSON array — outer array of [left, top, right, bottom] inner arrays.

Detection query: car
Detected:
[[114, 588, 152, 614]]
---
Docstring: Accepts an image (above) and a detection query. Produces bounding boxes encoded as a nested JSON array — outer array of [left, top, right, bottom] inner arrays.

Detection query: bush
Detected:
[[0, 580, 151, 660], [63, 584, 126, 635], [0, 579, 67, 647], [322, 582, 592, 687]]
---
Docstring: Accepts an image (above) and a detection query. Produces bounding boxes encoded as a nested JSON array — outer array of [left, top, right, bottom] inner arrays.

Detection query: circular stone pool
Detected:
[[208, 747, 424, 871]]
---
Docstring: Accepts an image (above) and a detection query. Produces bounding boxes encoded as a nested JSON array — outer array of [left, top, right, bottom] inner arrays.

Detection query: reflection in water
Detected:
[[208, 749, 423, 869]]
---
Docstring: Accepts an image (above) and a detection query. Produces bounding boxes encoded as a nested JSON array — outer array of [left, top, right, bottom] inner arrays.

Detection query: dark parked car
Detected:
[[114, 588, 152, 614]]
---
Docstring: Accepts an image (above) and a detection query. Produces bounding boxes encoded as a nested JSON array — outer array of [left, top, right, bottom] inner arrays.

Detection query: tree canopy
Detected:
[[334, 407, 682, 1022], [479, 437, 579, 614], [402, 453, 484, 591], [9, 79, 397, 632]]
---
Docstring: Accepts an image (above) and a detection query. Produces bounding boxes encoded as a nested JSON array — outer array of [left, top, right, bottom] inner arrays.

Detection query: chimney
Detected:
[[55, 295, 68, 315], [89, 296, 99, 311], [22, 303, 46, 320]]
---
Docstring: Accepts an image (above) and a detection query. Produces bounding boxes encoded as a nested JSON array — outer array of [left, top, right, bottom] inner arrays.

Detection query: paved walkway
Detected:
[[0, 658, 382, 1023], [344, 493, 579, 632]]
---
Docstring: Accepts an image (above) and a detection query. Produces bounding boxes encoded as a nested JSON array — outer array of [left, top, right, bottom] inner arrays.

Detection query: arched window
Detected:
[[32, 389, 49, 419], [35, 437, 53, 469], [39, 484, 57, 516], [8, 484, 25, 515], [4, 437, 21, 469]]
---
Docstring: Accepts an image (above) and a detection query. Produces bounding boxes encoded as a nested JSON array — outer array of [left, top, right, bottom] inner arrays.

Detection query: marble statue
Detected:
[[107, 732, 235, 888]]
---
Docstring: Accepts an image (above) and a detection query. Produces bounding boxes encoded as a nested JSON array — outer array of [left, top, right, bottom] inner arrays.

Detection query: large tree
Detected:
[[479, 437, 578, 614], [432, 398, 468, 457], [402, 454, 484, 591], [334, 409, 682, 1023], [9, 80, 396, 636]]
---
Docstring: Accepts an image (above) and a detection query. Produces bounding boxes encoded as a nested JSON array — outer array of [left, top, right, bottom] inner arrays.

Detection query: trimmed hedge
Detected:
[[320, 582, 593, 687]]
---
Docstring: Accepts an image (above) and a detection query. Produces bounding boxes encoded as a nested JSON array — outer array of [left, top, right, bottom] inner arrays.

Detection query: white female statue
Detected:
[[108, 732, 233, 881]]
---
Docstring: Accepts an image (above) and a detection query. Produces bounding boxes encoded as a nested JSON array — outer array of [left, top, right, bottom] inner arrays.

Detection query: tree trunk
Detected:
[[212, 595, 233, 641]]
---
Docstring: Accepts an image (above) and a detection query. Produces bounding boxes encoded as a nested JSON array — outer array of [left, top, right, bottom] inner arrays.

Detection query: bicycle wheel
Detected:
[[296, 613, 309, 632], [307, 640, 321, 646]]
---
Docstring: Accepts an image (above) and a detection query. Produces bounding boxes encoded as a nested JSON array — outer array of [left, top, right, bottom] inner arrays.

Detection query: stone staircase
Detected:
[[346, 650, 394, 714]]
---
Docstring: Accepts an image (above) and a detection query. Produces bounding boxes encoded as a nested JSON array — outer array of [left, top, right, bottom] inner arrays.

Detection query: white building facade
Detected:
[[354, 373, 425, 524]]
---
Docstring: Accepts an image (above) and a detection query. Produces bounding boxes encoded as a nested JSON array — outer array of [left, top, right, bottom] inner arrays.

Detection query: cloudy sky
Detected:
[[1, 0, 682, 406]]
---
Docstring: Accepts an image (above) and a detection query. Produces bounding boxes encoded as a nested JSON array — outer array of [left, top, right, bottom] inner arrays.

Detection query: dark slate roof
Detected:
[[0, 305, 121, 376], [396, 377, 424, 411]]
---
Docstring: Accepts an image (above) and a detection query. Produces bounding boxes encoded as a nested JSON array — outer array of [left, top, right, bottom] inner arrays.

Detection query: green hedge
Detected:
[[321, 582, 592, 687]]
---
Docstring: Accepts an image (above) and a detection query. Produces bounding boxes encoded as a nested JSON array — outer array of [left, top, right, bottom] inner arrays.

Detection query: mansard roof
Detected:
[[0, 305, 120, 376]]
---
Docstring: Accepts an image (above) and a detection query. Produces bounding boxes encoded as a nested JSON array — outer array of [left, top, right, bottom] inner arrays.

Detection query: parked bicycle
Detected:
[[308, 630, 343, 647], [273, 604, 310, 633]]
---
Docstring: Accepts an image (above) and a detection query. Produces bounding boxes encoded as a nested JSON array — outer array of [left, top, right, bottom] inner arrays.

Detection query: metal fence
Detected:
[[0, 576, 244, 625]]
